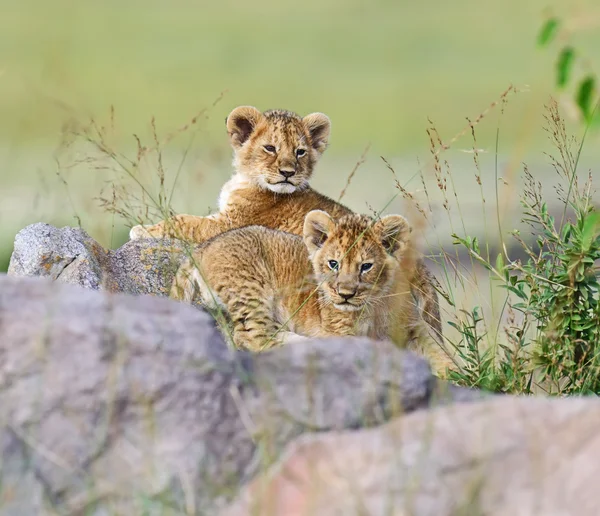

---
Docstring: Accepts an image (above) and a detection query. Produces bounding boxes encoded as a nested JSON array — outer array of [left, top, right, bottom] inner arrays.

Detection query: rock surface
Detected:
[[8, 222, 187, 296], [0, 274, 478, 514], [224, 395, 600, 516]]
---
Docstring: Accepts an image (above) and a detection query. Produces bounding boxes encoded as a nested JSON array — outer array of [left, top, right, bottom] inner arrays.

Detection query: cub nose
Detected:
[[279, 169, 296, 179], [338, 289, 356, 301]]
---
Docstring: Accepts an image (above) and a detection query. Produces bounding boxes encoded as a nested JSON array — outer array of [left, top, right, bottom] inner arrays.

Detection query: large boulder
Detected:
[[8, 222, 187, 296], [224, 395, 600, 516], [0, 275, 476, 514]]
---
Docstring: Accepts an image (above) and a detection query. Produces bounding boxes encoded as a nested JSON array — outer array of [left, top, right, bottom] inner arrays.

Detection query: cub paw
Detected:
[[281, 332, 311, 345], [129, 224, 153, 240]]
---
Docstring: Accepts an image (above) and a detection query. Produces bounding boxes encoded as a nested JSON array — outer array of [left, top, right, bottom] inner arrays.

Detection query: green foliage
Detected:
[[577, 76, 597, 124], [537, 17, 559, 47], [449, 102, 600, 395], [556, 47, 576, 89], [447, 306, 533, 393], [530, 203, 600, 394]]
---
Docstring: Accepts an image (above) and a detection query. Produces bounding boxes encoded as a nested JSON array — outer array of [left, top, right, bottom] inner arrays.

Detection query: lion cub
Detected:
[[170, 211, 417, 351], [131, 106, 443, 343]]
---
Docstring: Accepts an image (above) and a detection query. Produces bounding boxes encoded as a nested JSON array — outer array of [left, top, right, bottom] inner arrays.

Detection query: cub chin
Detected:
[[170, 210, 415, 351]]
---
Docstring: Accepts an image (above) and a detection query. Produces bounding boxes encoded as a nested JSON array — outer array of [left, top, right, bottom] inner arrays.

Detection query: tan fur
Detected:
[[171, 212, 428, 354], [132, 106, 450, 374]]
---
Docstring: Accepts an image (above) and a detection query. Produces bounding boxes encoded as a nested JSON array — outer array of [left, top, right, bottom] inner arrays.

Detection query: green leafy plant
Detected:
[[449, 100, 600, 395]]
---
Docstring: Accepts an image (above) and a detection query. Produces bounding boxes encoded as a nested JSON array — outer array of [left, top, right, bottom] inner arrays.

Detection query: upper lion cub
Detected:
[[131, 106, 443, 343], [171, 210, 418, 351], [130, 107, 343, 241]]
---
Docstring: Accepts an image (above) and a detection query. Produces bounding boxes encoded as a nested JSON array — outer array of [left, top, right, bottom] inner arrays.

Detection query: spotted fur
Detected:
[[171, 212, 414, 351]]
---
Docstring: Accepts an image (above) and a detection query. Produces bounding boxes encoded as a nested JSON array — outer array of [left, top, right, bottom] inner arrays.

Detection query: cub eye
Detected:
[[327, 260, 339, 271], [263, 145, 276, 153], [360, 263, 373, 273], [296, 148, 306, 157]]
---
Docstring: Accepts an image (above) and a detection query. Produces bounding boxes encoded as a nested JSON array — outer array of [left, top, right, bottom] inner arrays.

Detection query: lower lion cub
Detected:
[[171, 211, 421, 351], [171, 210, 453, 375]]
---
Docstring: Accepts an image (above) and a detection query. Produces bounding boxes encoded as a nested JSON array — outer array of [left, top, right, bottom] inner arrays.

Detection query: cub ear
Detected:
[[302, 113, 331, 154], [373, 215, 412, 255], [303, 210, 335, 257], [226, 106, 263, 149]]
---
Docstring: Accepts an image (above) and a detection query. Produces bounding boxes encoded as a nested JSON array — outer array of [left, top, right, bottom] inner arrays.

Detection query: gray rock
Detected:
[[8, 222, 104, 289], [8, 222, 188, 296], [0, 274, 447, 515], [224, 395, 600, 516]]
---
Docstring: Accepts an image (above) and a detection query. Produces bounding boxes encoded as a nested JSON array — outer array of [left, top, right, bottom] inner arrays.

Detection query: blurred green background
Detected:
[[1, 0, 599, 272]]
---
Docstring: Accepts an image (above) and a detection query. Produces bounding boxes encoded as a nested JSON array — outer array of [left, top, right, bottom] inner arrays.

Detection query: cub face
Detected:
[[303, 210, 412, 312], [226, 106, 331, 194]]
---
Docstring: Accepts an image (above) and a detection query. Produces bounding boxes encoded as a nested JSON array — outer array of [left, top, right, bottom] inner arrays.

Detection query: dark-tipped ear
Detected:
[[303, 210, 335, 256], [226, 106, 263, 149], [302, 112, 331, 154], [373, 215, 412, 255]]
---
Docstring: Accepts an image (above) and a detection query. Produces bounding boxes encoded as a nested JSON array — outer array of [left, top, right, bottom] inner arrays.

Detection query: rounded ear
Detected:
[[373, 215, 412, 255], [302, 113, 331, 154], [303, 210, 335, 257], [226, 106, 263, 149]]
